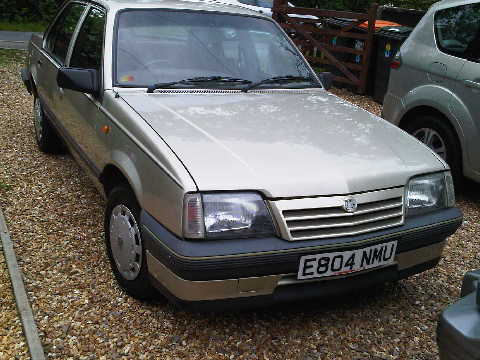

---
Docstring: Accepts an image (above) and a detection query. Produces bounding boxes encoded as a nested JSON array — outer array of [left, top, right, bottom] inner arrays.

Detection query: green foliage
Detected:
[[0, 0, 59, 24]]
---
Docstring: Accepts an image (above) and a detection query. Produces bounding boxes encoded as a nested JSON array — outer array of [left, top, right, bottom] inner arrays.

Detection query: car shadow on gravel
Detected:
[[457, 178, 480, 204]]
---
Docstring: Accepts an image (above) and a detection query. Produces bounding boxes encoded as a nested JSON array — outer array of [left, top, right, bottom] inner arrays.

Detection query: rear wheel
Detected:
[[33, 97, 65, 154], [404, 114, 462, 181], [105, 185, 157, 300]]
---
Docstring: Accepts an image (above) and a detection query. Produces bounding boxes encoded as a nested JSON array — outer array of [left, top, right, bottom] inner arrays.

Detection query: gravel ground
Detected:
[[0, 50, 479, 360], [0, 238, 29, 359]]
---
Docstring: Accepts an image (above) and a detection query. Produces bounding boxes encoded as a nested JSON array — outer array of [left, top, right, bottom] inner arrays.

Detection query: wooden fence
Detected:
[[272, 0, 378, 93]]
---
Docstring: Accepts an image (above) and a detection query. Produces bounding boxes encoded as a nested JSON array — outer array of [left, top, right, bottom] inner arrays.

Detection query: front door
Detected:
[[58, 6, 109, 173], [38, 2, 86, 116]]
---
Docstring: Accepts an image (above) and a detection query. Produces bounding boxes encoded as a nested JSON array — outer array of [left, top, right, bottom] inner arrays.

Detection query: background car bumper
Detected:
[[141, 208, 462, 308], [437, 270, 480, 360]]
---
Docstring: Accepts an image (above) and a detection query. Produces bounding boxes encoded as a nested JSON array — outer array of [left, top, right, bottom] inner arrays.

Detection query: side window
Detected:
[[434, 3, 480, 61], [70, 8, 106, 71], [45, 3, 86, 64]]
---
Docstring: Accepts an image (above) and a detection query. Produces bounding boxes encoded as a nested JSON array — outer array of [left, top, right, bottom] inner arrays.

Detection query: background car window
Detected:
[[70, 8, 106, 71], [434, 3, 480, 61]]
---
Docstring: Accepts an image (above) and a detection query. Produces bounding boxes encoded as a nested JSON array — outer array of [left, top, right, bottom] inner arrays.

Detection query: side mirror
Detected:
[[318, 72, 333, 91], [57, 68, 99, 96]]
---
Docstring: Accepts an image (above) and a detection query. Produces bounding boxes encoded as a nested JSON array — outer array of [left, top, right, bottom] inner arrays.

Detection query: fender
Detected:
[[399, 84, 477, 173], [107, 150, 144, 205]]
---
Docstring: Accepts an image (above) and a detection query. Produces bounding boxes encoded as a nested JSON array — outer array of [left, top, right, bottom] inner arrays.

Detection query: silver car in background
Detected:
[[383, 0, 480, 183], [21, 0, 462, 310]]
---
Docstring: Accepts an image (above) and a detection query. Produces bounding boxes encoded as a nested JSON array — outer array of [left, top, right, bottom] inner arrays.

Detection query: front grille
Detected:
[[274, 188, 404, 241]]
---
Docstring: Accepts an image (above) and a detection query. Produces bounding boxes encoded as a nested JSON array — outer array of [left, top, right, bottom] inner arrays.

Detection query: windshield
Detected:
[[115, 10, 316, 89]]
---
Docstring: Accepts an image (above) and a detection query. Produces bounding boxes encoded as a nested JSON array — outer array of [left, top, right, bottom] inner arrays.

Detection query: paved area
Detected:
[[0, 31, 35, 50]]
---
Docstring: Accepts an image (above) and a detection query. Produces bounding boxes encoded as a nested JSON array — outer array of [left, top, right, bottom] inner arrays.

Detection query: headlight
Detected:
[[406, 172, 455, 216], [183, 192, 276, 239]]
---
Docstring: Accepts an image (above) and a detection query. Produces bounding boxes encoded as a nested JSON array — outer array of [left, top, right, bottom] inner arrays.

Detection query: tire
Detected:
[[104, 185, 157, 300], [33, 97, 65, 154], [404, 114, 462, 182]]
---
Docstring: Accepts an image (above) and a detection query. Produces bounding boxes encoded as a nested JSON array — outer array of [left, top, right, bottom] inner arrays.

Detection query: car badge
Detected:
[[343, 197, 358, 213]]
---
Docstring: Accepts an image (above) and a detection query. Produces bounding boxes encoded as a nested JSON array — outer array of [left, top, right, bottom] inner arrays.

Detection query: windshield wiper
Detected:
[[147, 76, 252, 93], [242, 75, 319, 93]]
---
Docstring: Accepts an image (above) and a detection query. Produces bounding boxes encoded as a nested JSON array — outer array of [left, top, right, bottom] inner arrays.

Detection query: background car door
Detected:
[[434, 2, 480, 176], [58, 6, 109, 173], [37, 2, 86, 116]]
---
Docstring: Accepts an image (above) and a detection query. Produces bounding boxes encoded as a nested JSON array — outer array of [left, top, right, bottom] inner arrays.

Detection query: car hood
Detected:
[[121, 89, 445, 198]]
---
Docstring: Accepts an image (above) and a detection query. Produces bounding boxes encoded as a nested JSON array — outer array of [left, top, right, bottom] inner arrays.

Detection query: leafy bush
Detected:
[[0, 0, 60, 23]]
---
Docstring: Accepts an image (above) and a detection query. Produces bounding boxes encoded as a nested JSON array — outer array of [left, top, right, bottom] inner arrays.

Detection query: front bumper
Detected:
[[141, 208, 462, 308]]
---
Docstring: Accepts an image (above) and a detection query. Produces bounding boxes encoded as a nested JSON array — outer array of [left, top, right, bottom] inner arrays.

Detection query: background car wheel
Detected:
[[105, 185, 157, 300], [404, 114, 462, 182], [33, 97, 65, 154]]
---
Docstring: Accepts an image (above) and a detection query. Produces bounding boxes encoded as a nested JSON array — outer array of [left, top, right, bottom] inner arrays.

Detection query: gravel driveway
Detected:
[[1, 51, 479, 360]]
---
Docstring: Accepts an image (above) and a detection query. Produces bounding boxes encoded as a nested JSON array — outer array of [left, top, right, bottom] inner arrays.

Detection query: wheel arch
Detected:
[[398, 105, 464, 177], [399, 106, 454, 132], [99, 161, 142, 205]]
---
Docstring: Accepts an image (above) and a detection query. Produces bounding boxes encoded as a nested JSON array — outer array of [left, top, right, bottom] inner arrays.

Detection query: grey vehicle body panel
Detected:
[[437, 270, 480, 360], [23, 0, 462, 306], [383, 0, 480, 182]]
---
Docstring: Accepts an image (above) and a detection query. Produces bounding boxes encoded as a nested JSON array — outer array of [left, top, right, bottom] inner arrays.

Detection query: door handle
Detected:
[[37, 59, 42, 66], [463, 80, 480, 89]]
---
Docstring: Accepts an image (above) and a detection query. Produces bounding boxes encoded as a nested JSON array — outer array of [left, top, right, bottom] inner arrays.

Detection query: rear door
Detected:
[[434, 2, 480, 174], [37, 2, 86, 116]]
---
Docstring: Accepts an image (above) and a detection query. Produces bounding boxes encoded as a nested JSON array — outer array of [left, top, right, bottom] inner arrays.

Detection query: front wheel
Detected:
[[105, 185, 157, 300], [404, 115, 462, 181]]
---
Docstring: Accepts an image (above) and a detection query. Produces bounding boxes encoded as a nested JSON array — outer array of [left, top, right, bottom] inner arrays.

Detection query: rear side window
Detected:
[[434, 3, 480, 61], [70, 8, 106, 71], [45, 3, 86, 64]]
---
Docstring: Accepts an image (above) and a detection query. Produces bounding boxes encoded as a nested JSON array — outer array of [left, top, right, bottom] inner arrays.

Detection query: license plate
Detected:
[[297, 241, 397, 280]]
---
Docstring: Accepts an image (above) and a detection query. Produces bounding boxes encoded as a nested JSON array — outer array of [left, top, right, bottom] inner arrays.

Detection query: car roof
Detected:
[[434, 0, 480, 10], [90, 0, 268, 17]]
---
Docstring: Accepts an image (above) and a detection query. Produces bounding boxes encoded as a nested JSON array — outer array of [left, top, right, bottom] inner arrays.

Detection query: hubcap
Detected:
[[34, 99, 43, 142], [109, 205, 142, 281], [412, 128, 447, 160]]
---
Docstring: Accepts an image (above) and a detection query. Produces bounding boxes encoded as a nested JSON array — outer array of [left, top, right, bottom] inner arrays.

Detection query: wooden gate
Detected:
[[272, 0, 378, 93]]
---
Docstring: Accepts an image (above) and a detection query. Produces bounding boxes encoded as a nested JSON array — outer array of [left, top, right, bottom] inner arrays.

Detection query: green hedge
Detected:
[[0, 0, 60, 23]]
